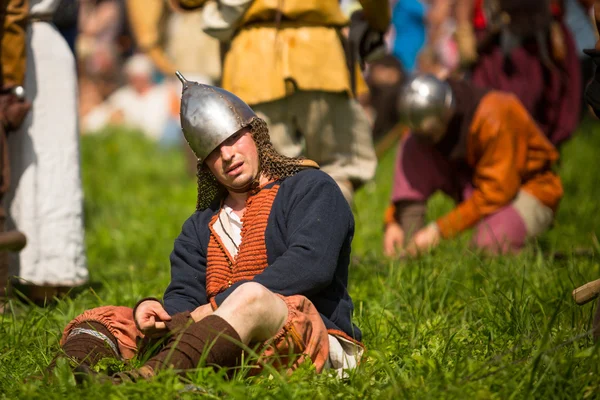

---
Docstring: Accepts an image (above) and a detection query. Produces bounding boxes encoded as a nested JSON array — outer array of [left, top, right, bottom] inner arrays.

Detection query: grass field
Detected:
[[1, 120, 599, 399]]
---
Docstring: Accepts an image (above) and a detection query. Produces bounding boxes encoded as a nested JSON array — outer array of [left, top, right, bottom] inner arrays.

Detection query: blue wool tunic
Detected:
[[162, 168, 361, 341]]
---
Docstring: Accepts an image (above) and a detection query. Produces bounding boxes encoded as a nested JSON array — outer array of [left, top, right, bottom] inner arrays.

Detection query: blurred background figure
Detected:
[[358, 0, 420, 144], [364, 55, 405, 141], [77, 0, 130, 122], [125, 0, 221, 84], [460, 0, 581, 147], [4, 0, 88, 303], [125, 0, 222, 173], [52, 0, 80, 54], [421, 0, 460, 76], [0, 0, 32, 310], [564, 0, 597, 118], [583, 1, 600, 118], [391, 0, 428, 74], [384, 75, 563, 257], [82, 53, 180, 144]]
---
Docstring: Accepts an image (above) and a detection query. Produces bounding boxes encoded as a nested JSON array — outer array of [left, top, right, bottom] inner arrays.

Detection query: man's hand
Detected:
[[405, 222, 441, 256], [384, 222, 405, 257], [0, 92, 31, 131], [134, 300, 172, 337], [190, 303, 213, 322]]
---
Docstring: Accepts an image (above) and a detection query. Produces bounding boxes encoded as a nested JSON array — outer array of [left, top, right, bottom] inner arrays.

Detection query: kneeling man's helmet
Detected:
[[397, 74, 455, 141]]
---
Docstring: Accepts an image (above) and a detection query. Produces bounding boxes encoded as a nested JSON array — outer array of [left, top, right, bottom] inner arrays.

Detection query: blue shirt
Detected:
[[392, 0, 427, 72]]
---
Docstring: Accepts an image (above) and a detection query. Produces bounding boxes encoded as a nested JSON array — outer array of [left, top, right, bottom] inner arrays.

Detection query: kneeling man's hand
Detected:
[[135, 300, 172, 337], [405, 222, 440, 256], [384, 222, 405, 257]]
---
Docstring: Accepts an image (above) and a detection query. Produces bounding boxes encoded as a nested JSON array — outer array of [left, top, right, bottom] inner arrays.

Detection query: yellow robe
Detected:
[[174, 0, 390, 105], [1, 0, 28, 86]]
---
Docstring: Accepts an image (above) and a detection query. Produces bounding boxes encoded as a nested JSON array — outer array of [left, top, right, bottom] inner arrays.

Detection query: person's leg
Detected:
[[57, 321, 120, 369], [471, 190, 554, 254], [305, 92, 376, 204], [212, 282, 288, 342], [512, 190, 554, 239], [252, 97, 303, 159], [141, 282, 288, 375], [52, 306, 141, 372], [254, 294, 331, 374], [471, 205, 528, 254]]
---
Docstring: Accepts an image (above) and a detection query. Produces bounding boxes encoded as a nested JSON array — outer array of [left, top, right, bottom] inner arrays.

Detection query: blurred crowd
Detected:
[[68, 0, 221, 143], [61, 0, 596, 147]]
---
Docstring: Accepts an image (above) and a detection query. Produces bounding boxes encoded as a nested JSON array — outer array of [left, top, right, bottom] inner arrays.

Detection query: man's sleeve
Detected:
[[213, 174, 353, 306], [436, 101, 522, 238], [163, 215, 209, 315], [357, 0, 390, 32], [1, 0, 28, 87], [201, 0, 254, 41]]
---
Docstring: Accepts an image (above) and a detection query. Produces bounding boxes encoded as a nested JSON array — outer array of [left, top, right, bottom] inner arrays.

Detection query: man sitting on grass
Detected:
[[55, 74, 363, 381], [383, 74, 563, 257]]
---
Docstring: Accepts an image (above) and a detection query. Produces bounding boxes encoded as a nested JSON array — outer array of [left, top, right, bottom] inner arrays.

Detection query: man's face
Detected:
[[205, 127, 260, 190]]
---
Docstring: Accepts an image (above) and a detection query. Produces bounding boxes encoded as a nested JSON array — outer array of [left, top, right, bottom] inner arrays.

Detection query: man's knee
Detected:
[[227, 282, 277, 311], [218, 283, 288, 341]]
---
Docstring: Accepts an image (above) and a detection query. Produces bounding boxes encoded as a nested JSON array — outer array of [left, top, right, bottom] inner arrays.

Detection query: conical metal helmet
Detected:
[[397, 74, 455, 142], [176, 71, 257, 161]]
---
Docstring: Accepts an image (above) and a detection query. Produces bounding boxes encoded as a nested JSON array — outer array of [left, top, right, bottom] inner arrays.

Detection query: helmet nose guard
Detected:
[[177, 71, 257, 162]]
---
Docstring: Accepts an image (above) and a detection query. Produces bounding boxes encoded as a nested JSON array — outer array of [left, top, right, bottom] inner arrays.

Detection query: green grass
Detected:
[[1, 121, 600, 399]]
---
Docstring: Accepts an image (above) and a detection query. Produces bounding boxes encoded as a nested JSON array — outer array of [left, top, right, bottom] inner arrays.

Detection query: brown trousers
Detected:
[[253, 90, 376, 203]]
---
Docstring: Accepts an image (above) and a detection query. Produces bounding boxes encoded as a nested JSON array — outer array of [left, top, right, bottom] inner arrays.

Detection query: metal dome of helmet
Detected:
[[397, 74, 455, 136], [176, 71, 257, 162]]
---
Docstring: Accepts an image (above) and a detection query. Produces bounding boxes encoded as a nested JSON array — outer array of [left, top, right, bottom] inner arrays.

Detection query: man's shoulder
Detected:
[[281, 167, 336, 187], [277, 168, 348, 209]]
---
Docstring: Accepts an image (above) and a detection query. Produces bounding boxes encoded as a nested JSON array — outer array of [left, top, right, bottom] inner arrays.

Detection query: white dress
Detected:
[[3, 0, 88, 286]]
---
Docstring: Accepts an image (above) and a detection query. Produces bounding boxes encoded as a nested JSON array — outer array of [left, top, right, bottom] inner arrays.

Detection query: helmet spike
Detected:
[[179, 78, 257, 161], [175, 71, 189, 92]]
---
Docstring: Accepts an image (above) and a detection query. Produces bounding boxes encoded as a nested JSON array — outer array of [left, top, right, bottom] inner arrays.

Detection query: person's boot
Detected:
[[49, 321, 120, 383], [112, 313, 242, 383]]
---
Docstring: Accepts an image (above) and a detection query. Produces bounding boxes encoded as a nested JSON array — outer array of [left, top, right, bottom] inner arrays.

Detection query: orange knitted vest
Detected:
[[206, 185, 280, 305]]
